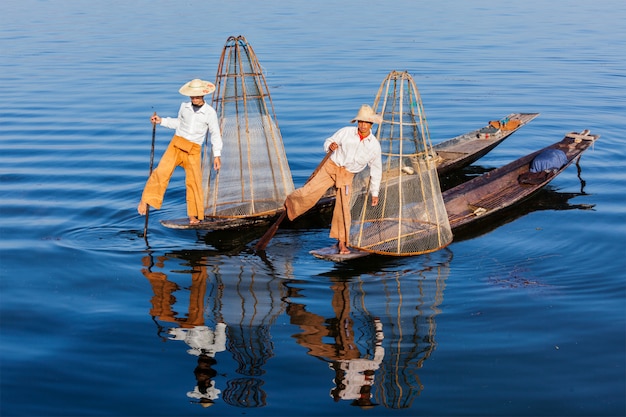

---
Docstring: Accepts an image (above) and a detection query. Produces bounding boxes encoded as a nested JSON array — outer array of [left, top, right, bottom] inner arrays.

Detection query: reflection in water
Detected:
[[285, 279, 385, 408], [329, 318, 384, 408], [218, 254, 286, 408], [137, 166, 590, 411], [286, 250, 452, 409], [141, 252, 226, 407], [368, 255, 450, 409], [141, 250, 287, 408]]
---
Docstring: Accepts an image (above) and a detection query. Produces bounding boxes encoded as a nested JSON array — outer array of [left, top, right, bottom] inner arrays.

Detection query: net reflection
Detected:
[[141, 250, 287, 408], [285, 250, 452, 409]]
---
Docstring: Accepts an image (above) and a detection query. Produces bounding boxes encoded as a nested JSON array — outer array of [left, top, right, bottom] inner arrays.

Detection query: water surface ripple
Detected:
[[1, 1, 625, 416]]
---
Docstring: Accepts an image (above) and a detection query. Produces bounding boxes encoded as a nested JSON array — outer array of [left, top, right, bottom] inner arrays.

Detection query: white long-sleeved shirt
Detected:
[[323, 126, 382, 196], [160, 102, 223, 157]]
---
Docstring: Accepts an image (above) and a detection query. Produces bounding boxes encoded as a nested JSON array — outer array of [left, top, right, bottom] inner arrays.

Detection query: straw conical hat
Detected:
[[179, 79, 216, 96]]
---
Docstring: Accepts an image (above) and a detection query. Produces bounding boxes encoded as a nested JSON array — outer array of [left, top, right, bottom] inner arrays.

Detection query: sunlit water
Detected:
[[1, 1, 625, 416]]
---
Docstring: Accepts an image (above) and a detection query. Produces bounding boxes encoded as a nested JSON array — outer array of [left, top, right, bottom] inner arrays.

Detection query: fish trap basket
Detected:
[[349, 71, 453, 256], [203, 35, 294, 218]]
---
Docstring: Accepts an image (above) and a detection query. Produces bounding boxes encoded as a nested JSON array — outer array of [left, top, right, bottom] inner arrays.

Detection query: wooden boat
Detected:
[[443, 130, 598, 234], [434, 112, 539, 175], [311, 130, 598, 262]]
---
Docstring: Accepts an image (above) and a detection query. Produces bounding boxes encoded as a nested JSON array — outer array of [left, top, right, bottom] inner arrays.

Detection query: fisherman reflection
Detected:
[[285, 279, 384, 408], [141, 253, 227, 406], [187, 354, 218, 408], [169, 323, 227, 406], [329, 317, 384, 408]]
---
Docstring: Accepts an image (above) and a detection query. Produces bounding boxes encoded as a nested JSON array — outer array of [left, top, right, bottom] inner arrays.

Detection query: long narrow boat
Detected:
[[310, 130, 598, 262], [442, 130, 598, 234], [434, 112, 539, 175]]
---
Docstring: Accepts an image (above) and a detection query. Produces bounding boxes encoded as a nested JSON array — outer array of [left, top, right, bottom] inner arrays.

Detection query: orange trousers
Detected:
[[285, 159, 354, 244], [141, 135, 204, 220]]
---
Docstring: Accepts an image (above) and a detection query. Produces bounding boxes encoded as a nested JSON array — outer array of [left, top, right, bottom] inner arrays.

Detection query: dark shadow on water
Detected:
[[313, 248, 454, 279], [200, 225, 268, 254], [452, 185, 594, 242], [439, 164, 494, 191]]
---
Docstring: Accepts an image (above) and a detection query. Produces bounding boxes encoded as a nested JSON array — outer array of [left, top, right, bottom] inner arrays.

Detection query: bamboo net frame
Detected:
[[203, 35, 294, 219], [349, 71, 453, 256]]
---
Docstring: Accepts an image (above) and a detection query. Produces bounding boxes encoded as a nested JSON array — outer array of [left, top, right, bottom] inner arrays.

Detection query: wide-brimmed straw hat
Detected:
[[179, 79, 216, 97], [351, 104, 383, 124]]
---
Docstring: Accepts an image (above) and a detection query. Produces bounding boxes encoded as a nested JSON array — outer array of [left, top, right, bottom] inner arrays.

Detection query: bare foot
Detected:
[[137, 201, 148, 216], [338, 243, 350, 255], [189, 216, 200, 225]]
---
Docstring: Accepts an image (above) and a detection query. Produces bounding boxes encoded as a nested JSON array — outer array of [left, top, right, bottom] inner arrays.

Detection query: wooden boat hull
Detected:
[[434, 112, 539, 175], [442, 130, 598, 234], [160, 214, 278, 230]]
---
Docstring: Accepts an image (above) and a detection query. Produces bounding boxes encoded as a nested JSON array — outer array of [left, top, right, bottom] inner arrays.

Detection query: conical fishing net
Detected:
[[203, 35, 294, 218], [349, 71, 453, 256]]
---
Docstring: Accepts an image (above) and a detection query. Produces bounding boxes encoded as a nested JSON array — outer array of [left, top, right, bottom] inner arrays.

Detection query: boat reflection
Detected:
[[285, 250, 452, 408], [141, 249, 287, 407]]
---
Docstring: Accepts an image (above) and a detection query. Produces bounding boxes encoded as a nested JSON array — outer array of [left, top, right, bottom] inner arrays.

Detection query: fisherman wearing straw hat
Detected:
[[284, 104, 382, 254], [137, 79, 223, 224]]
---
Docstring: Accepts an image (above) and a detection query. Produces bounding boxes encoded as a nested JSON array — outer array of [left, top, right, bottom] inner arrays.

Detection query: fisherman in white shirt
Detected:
[[138, 79, 223, 224], [284, 104, 382, 254]]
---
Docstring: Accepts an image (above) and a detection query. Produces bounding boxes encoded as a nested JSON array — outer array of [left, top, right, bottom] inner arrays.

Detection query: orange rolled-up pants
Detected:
[[140, 135, 204, 220], [285, 159, 354, 244]]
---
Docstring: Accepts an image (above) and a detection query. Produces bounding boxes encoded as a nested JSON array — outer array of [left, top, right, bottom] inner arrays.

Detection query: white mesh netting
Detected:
[[203, 36, 294, 218], [349, 71, 453, 255]]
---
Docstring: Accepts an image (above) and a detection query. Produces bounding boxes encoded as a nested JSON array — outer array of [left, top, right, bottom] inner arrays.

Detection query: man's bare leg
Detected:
[[338, 241, 350, 255]]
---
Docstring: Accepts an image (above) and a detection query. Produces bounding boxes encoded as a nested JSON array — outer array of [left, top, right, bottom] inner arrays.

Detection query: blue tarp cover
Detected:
[[530, 148, 567, 173]]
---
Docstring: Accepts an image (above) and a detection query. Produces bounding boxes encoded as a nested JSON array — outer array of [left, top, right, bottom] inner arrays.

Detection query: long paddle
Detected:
[[254, 150, 333, 251], [143, 112, 157, 241]]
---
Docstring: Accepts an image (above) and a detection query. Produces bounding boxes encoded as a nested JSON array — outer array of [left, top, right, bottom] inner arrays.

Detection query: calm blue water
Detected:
[[1, 1, 625, 416]]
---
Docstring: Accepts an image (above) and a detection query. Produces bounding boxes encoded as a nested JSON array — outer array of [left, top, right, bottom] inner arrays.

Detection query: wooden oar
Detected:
[[143, 113, 157, 241], [254, 150, 333, 251]]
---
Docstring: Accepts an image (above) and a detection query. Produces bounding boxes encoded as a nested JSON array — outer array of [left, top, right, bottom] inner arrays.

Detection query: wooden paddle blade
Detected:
[[254, 211, 287, 251]]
